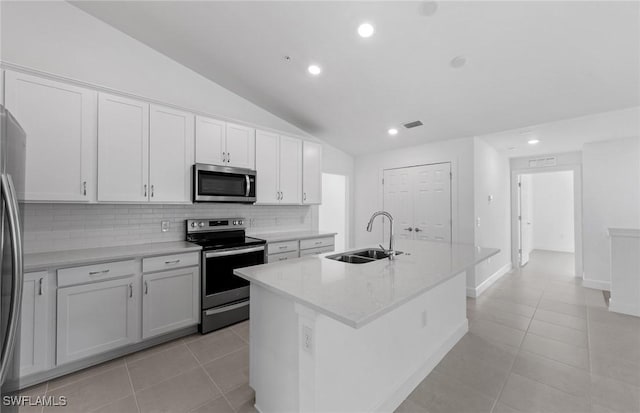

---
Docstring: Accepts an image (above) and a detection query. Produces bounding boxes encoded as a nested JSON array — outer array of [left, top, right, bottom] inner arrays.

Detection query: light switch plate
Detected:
[[161, 221, 170, 232]]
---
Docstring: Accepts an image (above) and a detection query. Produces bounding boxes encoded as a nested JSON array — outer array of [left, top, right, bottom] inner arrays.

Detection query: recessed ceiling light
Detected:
[[450, 55, 467, 68], [358, 23, 375, 38], [307, 64, 322, 75], [528, 139, 540, 145], [388, 128, 399, 136], [422, 1, 439, 16]]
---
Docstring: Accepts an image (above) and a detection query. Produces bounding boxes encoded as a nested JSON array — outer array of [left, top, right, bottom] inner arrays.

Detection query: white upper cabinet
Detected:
[[278, 136, 302, 204], [255, 131, 302, 205], [225, 123, 255, 169], [149, 105, 194, 203], [4, 71, 96, 202], [195, 116, 226, 166], [98, 93, 149, 202], [302, 141, 322, 204], [194, 118, 255, 169]]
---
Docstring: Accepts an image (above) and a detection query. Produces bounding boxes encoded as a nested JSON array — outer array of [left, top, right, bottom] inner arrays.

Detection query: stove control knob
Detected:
[[238, 220, 244, 225], [190, 222, 197, 228], [198, 222, 205, 228], [233, 220, 238, 225]]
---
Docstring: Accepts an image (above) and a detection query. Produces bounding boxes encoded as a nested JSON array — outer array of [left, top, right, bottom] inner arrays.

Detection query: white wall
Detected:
[[530, 171, 575, 252], [583, 136, 640, 289], [473, 138, 512, 291]]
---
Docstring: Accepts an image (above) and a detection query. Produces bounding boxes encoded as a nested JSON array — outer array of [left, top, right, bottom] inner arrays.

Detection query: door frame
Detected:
[[382, 161, 453, 243], [510, 164, 583, 278]]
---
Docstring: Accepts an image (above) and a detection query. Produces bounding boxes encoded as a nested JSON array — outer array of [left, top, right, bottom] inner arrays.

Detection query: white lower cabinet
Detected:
[[20, 272, 49, 377], [142, 266, 199, 339], [56, 276, 138, 365]]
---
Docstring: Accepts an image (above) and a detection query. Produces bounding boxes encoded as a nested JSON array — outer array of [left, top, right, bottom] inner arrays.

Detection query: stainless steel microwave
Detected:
[[193, 164, 256, 203]]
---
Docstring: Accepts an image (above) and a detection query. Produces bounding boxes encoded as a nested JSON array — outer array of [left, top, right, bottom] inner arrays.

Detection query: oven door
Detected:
[[202, 245, 265, 308], [194, 163, 256, 203]]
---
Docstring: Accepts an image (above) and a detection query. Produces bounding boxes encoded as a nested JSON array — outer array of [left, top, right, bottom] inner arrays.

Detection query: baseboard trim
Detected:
[[582, 278, 610, 291], [374, 320, 469, 413], [609, 299, 640, 317], [466, 263, 512, 298]]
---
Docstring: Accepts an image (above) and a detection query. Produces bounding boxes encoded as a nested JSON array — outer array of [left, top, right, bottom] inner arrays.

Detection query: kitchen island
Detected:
[[234, 239, 498, 413]]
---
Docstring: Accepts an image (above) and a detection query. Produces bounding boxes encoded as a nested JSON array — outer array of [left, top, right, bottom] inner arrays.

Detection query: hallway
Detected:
[[397, 250, 640, 413]]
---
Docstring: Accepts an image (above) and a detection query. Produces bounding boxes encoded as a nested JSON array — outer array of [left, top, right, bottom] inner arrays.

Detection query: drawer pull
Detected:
[[129, 283, 133, 298], [278, 257, 288, 261], [315, 241, 322, 245], [88, 269, 110, 276], [144, 281, 149, 295], [278, 246, 288, 250], [38, 278, 44, 296], [165, 259, 181, 265]]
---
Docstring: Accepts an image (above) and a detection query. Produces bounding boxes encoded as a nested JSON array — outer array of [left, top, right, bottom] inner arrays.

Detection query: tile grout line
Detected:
[[123, 357, 142, 413], [184, 342, 235, 412]]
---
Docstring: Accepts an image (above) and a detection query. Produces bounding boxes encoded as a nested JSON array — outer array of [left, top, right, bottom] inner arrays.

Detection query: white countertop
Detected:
[[24, 241, 202, 272], [248, 230, 337, 243], [235, 239, 498, 328]]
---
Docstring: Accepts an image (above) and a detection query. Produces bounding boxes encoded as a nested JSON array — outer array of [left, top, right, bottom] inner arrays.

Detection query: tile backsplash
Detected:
[[23, 203, 317, 253]]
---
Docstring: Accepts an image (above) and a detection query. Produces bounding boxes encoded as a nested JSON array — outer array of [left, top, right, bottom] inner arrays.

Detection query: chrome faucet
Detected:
[[366, 211, 395, 260]]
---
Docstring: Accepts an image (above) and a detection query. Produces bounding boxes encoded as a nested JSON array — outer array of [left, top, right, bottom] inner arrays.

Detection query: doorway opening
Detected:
[[319, 173, 348, 251], [516, 170, 575, 272]]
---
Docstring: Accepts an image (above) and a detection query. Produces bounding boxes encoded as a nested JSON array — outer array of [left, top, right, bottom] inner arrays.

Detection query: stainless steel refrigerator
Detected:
[[0, 105, 26, 412]]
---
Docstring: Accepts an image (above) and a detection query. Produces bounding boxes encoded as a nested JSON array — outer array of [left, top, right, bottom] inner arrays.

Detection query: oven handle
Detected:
[[204, 300, 249, 316], [205, 245, 265, 258], [245, 175, 251, 197]]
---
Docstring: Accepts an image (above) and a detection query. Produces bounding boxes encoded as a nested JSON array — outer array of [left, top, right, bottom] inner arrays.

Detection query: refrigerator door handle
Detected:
[[0, 173, 24, 385]]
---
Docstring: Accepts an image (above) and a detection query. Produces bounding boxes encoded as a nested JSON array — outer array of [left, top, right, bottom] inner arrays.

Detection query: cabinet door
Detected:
[[20, 272, 48, 377], [226, 123, 255, 169], [255, 130, 280, 204], [149, 105, 194, 203], [302, 141, 322, 204], [98, 93, 149, 202], [4, 71, 96, 202], [57, 277, 138, 364], [279, 136, 303, 205], [195, 116, 226, 166], [142, 267, 199, 339]]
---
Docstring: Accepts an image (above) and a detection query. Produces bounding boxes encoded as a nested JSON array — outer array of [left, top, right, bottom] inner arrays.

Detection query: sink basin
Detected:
[[326, 248, 400, 264]]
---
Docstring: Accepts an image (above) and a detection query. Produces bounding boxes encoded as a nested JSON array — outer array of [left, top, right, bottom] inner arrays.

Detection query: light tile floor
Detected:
[[19, 250, 640, 413]]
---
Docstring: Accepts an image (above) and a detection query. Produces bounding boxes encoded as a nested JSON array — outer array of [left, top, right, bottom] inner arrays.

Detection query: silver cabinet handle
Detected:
[[89, 269, 110, 276], [414, 228, 422, 232], [278, 257, 288, 261], [227, 152, 230, 163], [0, 173, 24, 385], [222, 152, 226, 162], [151, 185, 154, 198], [314, 241, 322, 245], [83, 181, 87, 196], [39, 278, 44, 295], [144, 184, 148, 197], [278, 245, 288, 250], [144, 280, 148, 295], [245, 175, 251, 197], [165, 259, 180, 265], [129, 283, 133, 298], [404, 227, 413, 232], [303, 192, 306, 201]]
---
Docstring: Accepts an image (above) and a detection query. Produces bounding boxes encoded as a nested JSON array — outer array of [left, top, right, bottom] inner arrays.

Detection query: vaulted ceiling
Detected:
[[72, 1, 640, 155]]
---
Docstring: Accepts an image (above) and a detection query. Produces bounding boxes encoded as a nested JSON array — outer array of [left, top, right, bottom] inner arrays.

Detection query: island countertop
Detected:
[[234, 239, 498, 328]]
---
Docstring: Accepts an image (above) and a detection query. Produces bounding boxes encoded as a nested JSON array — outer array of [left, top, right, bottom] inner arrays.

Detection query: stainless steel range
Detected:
[[186, 218, 266, 334]]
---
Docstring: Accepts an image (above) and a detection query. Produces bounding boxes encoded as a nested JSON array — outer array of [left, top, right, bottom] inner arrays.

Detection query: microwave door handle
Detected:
[[245, 175, 251, 197]]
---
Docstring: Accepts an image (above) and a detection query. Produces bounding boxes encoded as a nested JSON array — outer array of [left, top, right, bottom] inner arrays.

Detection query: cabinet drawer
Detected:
[[267, 251, 299, 263], [58, 260, 137, 287], [267, 240, 299, 255], [143, 252, 199, 273], [300, 237, 334, 250], [300, 245, 334, 257]]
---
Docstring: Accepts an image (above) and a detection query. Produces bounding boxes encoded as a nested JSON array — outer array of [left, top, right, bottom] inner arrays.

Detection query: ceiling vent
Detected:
[[403, 120, 423, 129]]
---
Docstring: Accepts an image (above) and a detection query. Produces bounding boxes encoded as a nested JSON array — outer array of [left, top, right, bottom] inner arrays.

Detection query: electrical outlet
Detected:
[[302, 326, 313, 353], [161, 220, 170, 232]]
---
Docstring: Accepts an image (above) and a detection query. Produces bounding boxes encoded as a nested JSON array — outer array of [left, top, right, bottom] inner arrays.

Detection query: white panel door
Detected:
[[98, 93, 149, 202], [383, 168, 414, 240], [4, 71, 96, 202], [57, 277, 138, 364], [226, 123, 255, 169], [255, 130, 280, 204], [413, 163, 452, 242], [195, 116, 226, 166], [302, 141, 322, 204], [149, 105, 194, 203], [518, 174, 533, 266], [278, 136, 302, 205], [142, 267, 199, 339], [20, 272, 48, 377]]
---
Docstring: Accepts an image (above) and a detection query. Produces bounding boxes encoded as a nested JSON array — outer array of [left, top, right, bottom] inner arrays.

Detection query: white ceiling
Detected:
[[481, 106, 640, 157], [71, 1, 640, 156]]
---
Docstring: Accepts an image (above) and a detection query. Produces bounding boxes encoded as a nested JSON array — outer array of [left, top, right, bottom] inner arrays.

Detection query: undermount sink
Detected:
[[326, 248, 401, 264]]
